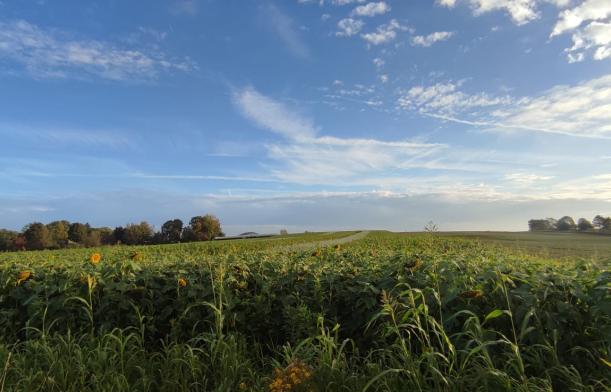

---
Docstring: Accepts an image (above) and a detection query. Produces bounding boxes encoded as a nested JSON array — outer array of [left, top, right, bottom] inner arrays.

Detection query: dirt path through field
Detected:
[[279, 231, 370, 251]]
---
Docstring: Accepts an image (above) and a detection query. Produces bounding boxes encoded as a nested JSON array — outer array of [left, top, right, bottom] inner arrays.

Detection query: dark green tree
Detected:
[[556, 216, 576, 231], [161, 219, 183, 243], [112, 226, 126, 244], [593, 215, 611, 231], [528, 218, 556, 231], [0, 230, 19, 251], [23, 222, 52, 250], [68, 223, 90, 243], [577, 218, 593, 231]]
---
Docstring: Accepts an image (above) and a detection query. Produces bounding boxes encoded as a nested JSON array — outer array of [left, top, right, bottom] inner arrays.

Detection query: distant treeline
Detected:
[[0, 214, 224, 252], [528, 215, 611, 232]]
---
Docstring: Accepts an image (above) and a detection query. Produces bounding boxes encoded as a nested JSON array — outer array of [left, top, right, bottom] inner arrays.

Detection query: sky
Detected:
[[1, 0, 610, 234]]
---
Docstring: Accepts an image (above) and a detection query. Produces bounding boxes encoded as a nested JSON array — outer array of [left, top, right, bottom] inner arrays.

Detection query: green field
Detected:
[[0, 231, 609, 391], [442, 231, 611, 259]]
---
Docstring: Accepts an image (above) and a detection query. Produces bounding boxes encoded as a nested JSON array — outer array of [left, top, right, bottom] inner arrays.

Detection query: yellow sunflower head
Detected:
[[90, 253, 102, 265], [17, 270, 32, 285]]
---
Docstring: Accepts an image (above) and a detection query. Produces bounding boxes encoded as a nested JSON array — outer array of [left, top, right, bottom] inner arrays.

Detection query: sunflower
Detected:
[[90, 253, 102, 265], [17, 270, 32, 285], [178, 277, 188, 287]]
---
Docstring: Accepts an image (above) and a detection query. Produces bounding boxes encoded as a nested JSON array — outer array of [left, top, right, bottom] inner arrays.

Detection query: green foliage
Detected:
[[557, 216, 576, 231], [23, 222, 52, 250], [577, 218, 594, 231], [0, 232, 608, 390], [122, 222, 154, 245], [0, 229, 19, 251], [186, 214, 224, 242], [69, 222, 90, 243], [161, 219, 183, 243]]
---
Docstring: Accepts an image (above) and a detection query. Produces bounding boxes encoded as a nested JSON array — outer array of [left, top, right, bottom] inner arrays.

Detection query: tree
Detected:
[[556, 216, 576, 231], [161, 219, 183, 243], [97, 227, 115, 245], [577, 218, 593, 231], [0, 230, 19, 251], [188, 214, 224, 241], [528, 218, 556, 231], [112, 226, 126, 244], [181, 227, 195, 242], [13, 235, 26, 251], [123, 222, 154, 245], [83, 230, 102, 247], [23, 222, 52, 250], [47, 220, 70, 248], [69, 223, 90, 243], [593, 215, 611, 231]]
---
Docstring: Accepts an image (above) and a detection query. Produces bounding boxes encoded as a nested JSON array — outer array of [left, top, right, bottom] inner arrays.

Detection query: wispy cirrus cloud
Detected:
[[170, 0, 199, 16], [233, 86, 449, 185], [233, 86, 319, 140], [398, 81, 514, 115], [0, 122, 133, 148], [0, 20, 196, 81], [262, 4, 310, 58], [399, 74, 611, 139]]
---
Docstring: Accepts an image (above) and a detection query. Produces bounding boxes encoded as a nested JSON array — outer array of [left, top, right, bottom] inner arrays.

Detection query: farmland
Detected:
[[0, 231, 609, 391]]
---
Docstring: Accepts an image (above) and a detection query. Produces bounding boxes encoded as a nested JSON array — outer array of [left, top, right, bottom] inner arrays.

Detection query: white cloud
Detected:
[[398, 81, 513, 115], [495, 74, 611, 138], [336, 18, 365, 37], [170, 0, 199, 15], [263, 4, 310, 58], [361, 19, 409, 45], [233, 86, 318, 140], [351, 2, 391, 17], [0, 122, 133, 148], [411, 31, 455, 47], [0, 20, 195, 81], [379, 74, 389, 83], [566, 21, 611, 62], [233, 86, 452, 185], [332, 0, 366, 5], [549, 0, 611, 62], [438, 0, 574, 26], [401, 75, 611, 139], [373, 57, 385, 68], [551, 0, 611, 36], [438, 0, 541, 25], [505, 172, 554, 185]]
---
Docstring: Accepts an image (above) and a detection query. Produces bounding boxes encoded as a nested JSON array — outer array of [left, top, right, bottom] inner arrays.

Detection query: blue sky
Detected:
[[1, 0, 610, 234]]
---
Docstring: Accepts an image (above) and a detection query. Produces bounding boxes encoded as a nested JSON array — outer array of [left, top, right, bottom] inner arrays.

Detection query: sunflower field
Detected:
[[0, 231, 609, 391]]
